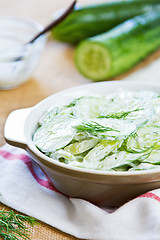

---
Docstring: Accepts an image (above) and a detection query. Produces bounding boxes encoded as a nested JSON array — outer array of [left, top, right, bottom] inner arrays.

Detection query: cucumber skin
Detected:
[[52, 0, 160, 45], [75, 10, 160, 81]]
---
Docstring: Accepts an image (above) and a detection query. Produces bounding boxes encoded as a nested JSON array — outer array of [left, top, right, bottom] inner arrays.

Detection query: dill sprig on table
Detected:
[[0, 207, 38, 240]]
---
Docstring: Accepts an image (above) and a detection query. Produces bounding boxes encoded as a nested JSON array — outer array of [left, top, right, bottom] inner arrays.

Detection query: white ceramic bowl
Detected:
[[4, 81, 160, 207], [0, 16, 46, 89]]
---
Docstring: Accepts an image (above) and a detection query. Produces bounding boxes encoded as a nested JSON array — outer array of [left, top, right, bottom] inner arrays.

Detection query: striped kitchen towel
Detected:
[[1, 144, 160, 240]]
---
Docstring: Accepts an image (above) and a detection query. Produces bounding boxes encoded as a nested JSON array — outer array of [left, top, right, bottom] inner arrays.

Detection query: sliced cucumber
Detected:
[[127, 125, 160, 150], [99, 151, 147, 171], [38, 107, 60, 126], [144, 150, 160, 165], [84, 139, 122, 164], [129, 163, 160, 171], [64, 138, 99, 155], [73, 131, 88, 141], [50, 149, 76, 163], [73, 96, 108, 120], [33, 124, 76, 153], [100, 97, 154, 124], [33, 114, 78, 152]]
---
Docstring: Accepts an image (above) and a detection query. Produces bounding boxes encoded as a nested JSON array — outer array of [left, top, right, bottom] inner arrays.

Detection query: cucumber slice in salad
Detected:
[[33, 113, 79, 152], [84, 139, 123, 164], [73, 96, 108, 120], [127, 125, 160, 151], [64, 138, 99, 155]]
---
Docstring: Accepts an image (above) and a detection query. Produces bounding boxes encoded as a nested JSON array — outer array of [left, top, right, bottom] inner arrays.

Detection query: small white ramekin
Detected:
[[0, 16, 46, 89]]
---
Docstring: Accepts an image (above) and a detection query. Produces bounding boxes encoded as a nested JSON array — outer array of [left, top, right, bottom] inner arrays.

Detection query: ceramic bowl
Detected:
[[0, 16, 46, 89], [4, 81, 160, 207]]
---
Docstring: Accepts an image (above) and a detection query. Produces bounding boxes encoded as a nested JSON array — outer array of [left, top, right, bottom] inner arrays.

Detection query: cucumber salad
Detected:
[[33, 89, 160, 172]]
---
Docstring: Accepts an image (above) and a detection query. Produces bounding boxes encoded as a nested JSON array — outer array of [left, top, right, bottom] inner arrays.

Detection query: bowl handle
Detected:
[[4, 108, 32, 149]]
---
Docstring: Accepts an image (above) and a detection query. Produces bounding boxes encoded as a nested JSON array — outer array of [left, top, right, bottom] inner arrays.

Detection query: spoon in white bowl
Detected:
[[13, 0, 76, 61], [29, 0, 76, 44]]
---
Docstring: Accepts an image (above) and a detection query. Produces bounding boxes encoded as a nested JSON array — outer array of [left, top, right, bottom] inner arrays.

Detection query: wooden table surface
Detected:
[[0, 0, 160, 239]]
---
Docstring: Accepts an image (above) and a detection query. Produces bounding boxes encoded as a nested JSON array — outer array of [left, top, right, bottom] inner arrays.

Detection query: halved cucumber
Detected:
[[75, 10, 160, 81], [75, 42, 111, 81], [64, 138, 99, 155]]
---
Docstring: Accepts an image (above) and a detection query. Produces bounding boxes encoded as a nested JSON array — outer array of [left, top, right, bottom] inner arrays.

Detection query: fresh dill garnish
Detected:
[[132, 132, 139, 141], [65, 97, 84, 108], [123, 119, 148, 143], [0, 195, 38, 240], [99, 108, 143, 119], [149, 124, 160, 128], [120, 140, 157, 155], [75, 121, 120, 134], [0, 209, 38, 240]]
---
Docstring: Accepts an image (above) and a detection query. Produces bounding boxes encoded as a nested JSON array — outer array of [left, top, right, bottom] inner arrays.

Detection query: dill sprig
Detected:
[[112, 147, 155, 172], [65, 97, 84, 108], [149, 124, 160, 128], [99, 108, 143, 119], [0, 208, 38, 240], [75, 121, 120, 134], [120, 139, 158, 155]]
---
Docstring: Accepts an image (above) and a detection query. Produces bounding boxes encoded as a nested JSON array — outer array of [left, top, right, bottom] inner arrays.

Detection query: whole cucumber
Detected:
[[52, 0, 160, 44], [75, 9, 160, 81]]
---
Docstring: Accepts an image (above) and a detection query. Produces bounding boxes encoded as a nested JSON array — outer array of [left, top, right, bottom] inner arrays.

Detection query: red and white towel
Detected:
[[1, 144, 160, 240]]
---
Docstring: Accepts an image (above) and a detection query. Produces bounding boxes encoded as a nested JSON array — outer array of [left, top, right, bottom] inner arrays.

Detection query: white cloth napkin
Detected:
[[1, 144, 160, 240]]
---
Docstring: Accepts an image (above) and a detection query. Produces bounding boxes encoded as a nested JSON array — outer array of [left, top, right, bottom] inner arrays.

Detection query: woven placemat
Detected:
[[0, 203, 79, 240]]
